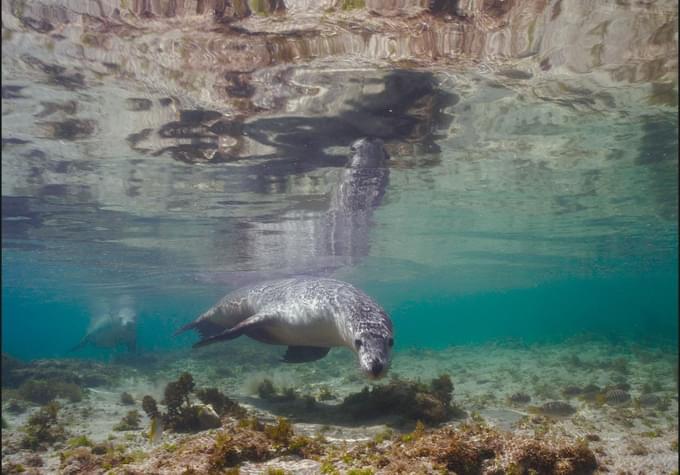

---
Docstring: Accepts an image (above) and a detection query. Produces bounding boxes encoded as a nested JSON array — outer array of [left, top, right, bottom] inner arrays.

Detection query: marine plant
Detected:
[[142, 373, 244, 433], [17, 379, 83, 404], [208, 429, 272, 470], [255, 378, 297, 402], [317, 385, 335, 401], [20, 401, 67, 449], [257, 378, 277, 399], [67, 434, 93, 448], [339, 374, 460, 424], [264, 417, 293, 445], [113, 410, 142, 431], [120, 392, 135, 405], [17, 380, 57, 404], [196, 387, 246, 418]]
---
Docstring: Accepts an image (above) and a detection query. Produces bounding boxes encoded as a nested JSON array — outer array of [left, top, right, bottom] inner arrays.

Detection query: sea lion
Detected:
[[69, 299, 137, 353], [176, 277, 394, 379]]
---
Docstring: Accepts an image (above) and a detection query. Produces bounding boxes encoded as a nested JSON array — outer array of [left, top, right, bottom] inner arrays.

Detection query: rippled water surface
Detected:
[[2, 0, 678, 359]]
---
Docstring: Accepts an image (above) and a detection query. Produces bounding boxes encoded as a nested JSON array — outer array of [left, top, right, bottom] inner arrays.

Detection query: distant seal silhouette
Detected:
[[69, 303, 137, 353], [175, 277, 394, 378]]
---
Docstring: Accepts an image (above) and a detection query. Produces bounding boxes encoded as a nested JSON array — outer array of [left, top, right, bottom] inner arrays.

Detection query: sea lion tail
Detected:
[[173, 321, 196, 337], [174, 319, 225, 339], [67, 339, 87, 353]]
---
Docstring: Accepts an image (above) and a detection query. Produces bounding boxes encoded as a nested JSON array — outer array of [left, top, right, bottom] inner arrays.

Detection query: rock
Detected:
[[509, 392, 531, 404], [195, 403, 221, 430], [638, 393, 660, 407]]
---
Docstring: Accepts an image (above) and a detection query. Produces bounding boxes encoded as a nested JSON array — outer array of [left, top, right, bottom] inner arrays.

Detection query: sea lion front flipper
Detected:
[[192, 312, 274, 349], [281, 346, 331, 363]]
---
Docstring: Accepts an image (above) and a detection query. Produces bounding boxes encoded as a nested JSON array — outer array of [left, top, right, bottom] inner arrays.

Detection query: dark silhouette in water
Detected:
[[324, 137, 390, 263], [199, 137, 391, 286], [68, 298, 137, 353]]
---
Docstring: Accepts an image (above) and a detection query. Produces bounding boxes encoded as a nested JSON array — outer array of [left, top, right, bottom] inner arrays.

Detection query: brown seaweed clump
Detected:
[[115, 415, 598, 474], [113, 410, 142, 431], [340, 374, 461, 424], [120, 392, 135, 405], [196, 387, 247, 418], [59, 443, 139, 474], [3, 358, 117, 390], [17, 379, 83, 404], [505, 438, 597, 475], [209, 417, 322, 471], [381, 423, 597, 475], [141, 373, 245, 433], [20, 402, 67, 450]]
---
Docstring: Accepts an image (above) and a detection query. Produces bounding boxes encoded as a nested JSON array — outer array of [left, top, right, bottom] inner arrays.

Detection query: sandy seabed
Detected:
[[2, 338, 678, 474]]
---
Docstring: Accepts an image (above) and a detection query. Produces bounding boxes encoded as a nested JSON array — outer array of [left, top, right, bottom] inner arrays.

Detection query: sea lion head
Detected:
[[352, 319, 394, 379], [347, 137, 389, 168]]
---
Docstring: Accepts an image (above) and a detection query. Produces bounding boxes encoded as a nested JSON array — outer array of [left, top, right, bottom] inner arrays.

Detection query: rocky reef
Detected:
[[113, 414, 599, 474], [1, 354, 121, 404]]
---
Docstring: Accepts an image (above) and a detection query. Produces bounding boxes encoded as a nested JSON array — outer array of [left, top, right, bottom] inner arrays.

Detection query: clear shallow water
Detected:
[[1, 1, 678, 361]]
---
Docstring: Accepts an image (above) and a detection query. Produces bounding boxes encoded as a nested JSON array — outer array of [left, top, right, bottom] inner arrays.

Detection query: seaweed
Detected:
[[264, 417, 293, 445], [209, 430, 272, 470], [256, 379, 297, 402], [120, 392, 135, 405], [195, 387, 246, 418], [339, 374, 459, 424], [17, 379, 83, 404], [20, 401, 67, 449], [67, 435, 93, 448], [317, 385, 335, 401], [113, 410, 142, 431], [142, 373, 231, 432], [17, 380, 57, 404]]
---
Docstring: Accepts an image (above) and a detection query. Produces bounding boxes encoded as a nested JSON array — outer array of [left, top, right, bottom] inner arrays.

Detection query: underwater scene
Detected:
[[1, 0, 678, 474]]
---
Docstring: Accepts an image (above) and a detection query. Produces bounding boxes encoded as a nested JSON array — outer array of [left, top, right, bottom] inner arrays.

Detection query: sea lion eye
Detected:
[[388, 338, 394, 347], [354, 339, 362, 349]]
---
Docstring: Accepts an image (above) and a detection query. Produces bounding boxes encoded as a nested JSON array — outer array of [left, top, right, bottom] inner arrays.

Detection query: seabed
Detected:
[[2, 337, 678, 474]]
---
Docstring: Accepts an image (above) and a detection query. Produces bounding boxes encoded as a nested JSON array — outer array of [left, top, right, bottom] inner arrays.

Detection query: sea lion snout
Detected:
[[356, 331, 393, 379]]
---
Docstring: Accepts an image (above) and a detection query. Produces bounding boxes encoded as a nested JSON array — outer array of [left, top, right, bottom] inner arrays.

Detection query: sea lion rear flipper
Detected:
[[192, 312, 274, 349], [281, 346, 331, 363]]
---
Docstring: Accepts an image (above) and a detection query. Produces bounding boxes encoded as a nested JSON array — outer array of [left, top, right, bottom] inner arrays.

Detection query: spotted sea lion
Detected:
[[176, 277, 394, 379]]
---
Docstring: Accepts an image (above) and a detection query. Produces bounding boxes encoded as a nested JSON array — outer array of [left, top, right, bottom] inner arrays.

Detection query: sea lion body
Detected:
[[70, 306, 137, 353], [177, 277, 393, 378]]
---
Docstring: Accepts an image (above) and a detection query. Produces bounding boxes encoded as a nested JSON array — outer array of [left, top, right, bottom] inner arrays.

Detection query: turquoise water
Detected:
[[1, 0, 678, 381], [2, 91, 678, 358], [3, 97, 678, 358], [2, 259, 678, 359]]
